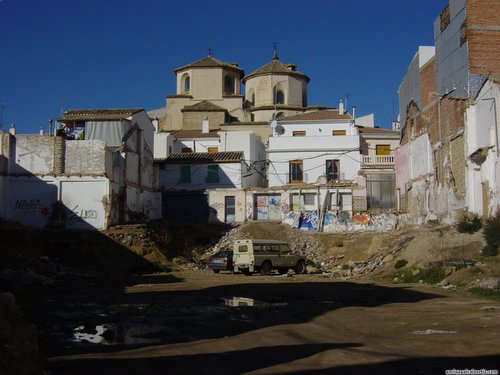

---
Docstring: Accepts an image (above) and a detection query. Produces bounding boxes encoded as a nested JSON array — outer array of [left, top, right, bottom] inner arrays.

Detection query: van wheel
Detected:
[[277, 268, 288, 275], [294, 260, 307, 274], [212, 269, 220, 274], [260, 261, 272, 276]]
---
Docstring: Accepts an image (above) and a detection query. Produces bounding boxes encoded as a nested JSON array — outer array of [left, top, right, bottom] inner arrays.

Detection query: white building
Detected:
[[465, 78, 500, 217], [0, 108, 160, 230], [267, 108, 360, 187]]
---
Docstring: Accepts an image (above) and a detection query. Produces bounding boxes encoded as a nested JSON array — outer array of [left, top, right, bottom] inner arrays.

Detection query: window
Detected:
[[207, 147, 219, 153], [289, 160, 303, 183], [332, 130, 346, 136], [238, 245, 248, 252], [182, 74, 190, 94], [224, 75, 234, 94], [274, 85, 285, 105], [179, 165, 191, 183], [303, 193, 316, 205], [376, 144, 391, 156], [206, 164, 220, 183], [181, 147, 193, 153], [293, 131, 306, 137], [326, 159, 340, 180]]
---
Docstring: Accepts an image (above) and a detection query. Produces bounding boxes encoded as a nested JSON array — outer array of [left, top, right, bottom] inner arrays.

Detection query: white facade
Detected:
[[465, 79, 500, 216], [268, 117, 360, 187], [159, 160, 246, 190], [0, 109, 161, 230]]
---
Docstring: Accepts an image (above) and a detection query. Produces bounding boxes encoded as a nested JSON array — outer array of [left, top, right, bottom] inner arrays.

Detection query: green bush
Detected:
[[482, 211, 500, 256], [456, 212, 482, 234], [394, 259, 408, 269], [393, 264, 446, 285], [469, 287, 500, 301]]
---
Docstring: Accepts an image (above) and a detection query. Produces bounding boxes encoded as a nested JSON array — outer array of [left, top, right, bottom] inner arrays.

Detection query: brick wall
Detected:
[[466, 0, 500, 75]]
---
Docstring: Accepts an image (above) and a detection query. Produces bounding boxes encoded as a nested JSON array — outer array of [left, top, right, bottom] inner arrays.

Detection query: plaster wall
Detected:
[[159, 162, 243, 190], [208, 189, 247, 223]]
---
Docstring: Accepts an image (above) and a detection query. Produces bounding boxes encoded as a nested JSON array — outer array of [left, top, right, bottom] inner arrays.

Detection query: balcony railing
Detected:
[[361, 155, 395, 168]]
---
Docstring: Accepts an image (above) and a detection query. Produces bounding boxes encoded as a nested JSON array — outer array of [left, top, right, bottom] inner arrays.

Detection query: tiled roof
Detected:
[[181, 101, 227, 112], [283, 110, 351, 121], [174, 56, 244, 75], [356, 126, 399, 136], [170, 129, 220, 139], [158, 151, 243, 164], [60, 108, 143, 121], [243, 58, 309, 83]]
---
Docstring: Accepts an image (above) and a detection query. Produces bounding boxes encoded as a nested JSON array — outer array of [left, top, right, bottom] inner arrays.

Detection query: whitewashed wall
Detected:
[[159, 162, 243, 190]]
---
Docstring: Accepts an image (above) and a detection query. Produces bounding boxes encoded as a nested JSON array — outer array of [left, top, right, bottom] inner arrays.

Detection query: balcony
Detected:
[[361, 155, 395, 169]]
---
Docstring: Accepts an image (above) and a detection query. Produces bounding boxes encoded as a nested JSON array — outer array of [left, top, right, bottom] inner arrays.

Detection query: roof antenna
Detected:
[[272, 41, 279, 60], [207, 47, 214, 57]]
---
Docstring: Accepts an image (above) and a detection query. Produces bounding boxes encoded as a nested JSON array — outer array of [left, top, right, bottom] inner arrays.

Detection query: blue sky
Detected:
[[0, 0, 447, 134]]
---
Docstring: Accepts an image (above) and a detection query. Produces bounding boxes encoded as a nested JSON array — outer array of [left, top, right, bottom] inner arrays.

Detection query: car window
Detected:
[[238, 245, 248, 253], [280, 244, 291, 253], [269, 245, 280, 252], [254, 245, 263, 253]]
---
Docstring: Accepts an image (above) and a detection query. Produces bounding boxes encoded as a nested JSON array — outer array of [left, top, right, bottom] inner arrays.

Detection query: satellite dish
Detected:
[[270, 119, 278, 128], [275, 125, 285, 135]]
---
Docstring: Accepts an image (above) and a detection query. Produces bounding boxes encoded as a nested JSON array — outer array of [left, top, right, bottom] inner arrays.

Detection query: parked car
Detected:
[[206, 250, 233, 273], [232, 239, 307, 275]]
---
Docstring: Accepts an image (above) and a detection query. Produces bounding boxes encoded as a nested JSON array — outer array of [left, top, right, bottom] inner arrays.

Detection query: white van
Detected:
[[233, 239, 307, 275]]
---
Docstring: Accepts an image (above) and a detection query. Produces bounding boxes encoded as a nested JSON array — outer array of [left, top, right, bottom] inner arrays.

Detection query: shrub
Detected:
[[394, 259, 408, 269], [456, 212, 482, 234], [469, 287, 500, 301], [482, 211, 500, 257], [393, 264, 446, 285]]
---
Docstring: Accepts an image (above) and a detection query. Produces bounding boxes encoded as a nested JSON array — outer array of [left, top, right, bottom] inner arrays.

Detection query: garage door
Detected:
[[162, 192, 209, 224]]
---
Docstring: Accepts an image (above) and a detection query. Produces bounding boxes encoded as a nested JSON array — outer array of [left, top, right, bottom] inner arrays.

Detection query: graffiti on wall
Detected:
[[140, 199, 154, 215], [68, 205, 98, 222], [284, 211, 319, 231], [14, 199, 50, 217]]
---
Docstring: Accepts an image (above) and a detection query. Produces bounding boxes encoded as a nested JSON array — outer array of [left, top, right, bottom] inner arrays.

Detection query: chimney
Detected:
[[338, 99, 344, 114], [40, 126, 44, 135], [9, 124, 16, 136], [202, 117, 210, 134], [352, 106, 356, 120]]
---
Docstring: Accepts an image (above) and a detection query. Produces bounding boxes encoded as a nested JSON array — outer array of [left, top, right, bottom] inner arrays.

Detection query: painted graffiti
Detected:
[[140, 199, 154, 215], [68, 205, 98, 222], [351, 212, 370, 225], [14, 199, 50, 217]]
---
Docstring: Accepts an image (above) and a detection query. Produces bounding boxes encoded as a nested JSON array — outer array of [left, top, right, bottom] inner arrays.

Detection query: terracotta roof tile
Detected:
[[158, 151, 243, 164], [283, 110, 351, 121], [181, 101, 227, 112], [60, 108, 143, 121], [243, 59, 309, 83], [174, 56, 243, 75], [170, 129, 220, 139]]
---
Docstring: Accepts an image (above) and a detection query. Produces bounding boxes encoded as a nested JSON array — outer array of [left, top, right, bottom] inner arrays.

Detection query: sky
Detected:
[[0, 0, 448, 134]]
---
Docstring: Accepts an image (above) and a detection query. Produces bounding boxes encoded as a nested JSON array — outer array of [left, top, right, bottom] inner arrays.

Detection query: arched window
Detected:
[[224, 75, 234, 94], [274, 86, 285, 105], [182, 74, 190, 94]]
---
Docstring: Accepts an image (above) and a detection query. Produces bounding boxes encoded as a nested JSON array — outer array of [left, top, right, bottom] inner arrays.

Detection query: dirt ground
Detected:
[[1, 221, 500, 374], [20, 270, 500, 374]]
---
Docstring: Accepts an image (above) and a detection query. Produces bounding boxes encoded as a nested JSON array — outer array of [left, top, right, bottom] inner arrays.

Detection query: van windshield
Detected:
[[238, 245, 248, 253]]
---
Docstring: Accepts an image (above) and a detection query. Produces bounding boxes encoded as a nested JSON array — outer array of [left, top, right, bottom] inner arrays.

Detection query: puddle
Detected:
[[410, 329, 457, 335], [223, 297, 288, 308], [73, 323, 163, 345]]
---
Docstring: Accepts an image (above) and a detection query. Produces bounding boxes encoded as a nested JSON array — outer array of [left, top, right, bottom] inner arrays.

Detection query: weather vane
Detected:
[[207, 47, 214, 56]]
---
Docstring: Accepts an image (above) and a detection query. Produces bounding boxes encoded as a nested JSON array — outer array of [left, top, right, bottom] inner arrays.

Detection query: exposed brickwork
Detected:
[[466, 0, 500, 75], [420, 59, 436, 109]]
